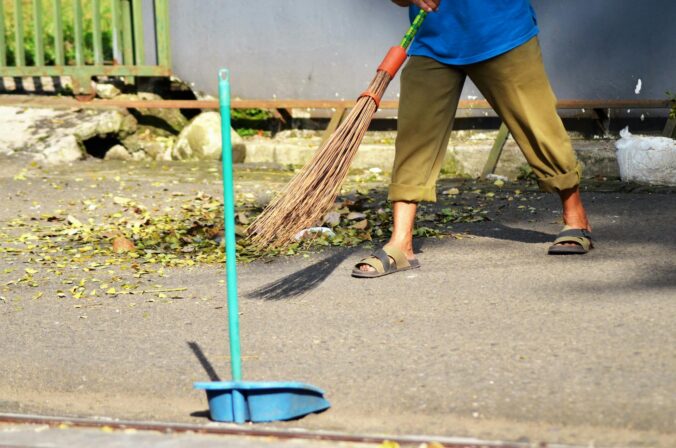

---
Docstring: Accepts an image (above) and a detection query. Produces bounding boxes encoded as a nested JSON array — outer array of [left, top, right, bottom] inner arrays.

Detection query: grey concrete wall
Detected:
[[168, 0, 675, 102]]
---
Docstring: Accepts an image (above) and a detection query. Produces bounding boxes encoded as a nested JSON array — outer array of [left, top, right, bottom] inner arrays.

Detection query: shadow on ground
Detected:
[[187, 341, 221, 381], [246, 248, 359, 301]]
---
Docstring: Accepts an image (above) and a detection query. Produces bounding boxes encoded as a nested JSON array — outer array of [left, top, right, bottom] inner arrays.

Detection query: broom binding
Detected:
[[358, 90, 382, 108], [377, 46, 409, 78]]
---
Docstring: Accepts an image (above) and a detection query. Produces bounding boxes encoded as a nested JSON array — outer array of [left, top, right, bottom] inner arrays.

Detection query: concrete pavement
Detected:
[[0, 155, 674, 447]]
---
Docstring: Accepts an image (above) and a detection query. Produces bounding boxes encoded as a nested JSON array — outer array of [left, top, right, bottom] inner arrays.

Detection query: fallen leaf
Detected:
[[113, 196, 132, 205], [351, 220, 369, 230], [66, 215, 82, 227], [378, 442, 400, 448], [112, 237, 135, 253], [347, 212, 366, 221], [236, 213, 250, 225], [323, 212, 341, 227]]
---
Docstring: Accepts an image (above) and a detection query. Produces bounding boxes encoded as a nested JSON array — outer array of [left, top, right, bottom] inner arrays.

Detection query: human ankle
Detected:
[[563, 213, 590, 230], [387, 237, 414, 256]]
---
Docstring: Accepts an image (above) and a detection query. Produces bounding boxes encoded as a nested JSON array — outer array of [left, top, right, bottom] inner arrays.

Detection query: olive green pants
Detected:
[[389, 37, 582, 202]]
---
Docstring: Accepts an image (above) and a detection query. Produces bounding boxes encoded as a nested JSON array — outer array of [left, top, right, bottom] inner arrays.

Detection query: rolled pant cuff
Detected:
[[537, 163, 582, 192], [388, 183, 437, 202]]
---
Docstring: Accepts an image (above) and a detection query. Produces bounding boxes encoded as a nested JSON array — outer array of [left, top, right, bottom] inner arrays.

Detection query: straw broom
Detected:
[[248, 11, 427, 249]]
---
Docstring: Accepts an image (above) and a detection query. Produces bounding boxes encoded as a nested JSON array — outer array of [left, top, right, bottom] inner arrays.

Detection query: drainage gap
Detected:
[[82, 135, 122, 159]]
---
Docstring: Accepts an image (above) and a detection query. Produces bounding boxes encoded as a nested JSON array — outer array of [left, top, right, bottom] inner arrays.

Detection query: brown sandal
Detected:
[[352, 246, 420, 278], [548, 226, 594, 255]]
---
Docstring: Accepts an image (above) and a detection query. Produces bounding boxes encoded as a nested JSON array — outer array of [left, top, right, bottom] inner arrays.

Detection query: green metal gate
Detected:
[[0, 0, 171, 95]]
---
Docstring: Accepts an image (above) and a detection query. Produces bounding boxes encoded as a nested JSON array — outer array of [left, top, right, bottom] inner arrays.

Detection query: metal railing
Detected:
[[0, 0, 171, 95]]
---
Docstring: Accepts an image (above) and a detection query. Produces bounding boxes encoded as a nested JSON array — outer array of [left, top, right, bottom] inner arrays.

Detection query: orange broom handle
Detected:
[[378, 9, 428, 78]]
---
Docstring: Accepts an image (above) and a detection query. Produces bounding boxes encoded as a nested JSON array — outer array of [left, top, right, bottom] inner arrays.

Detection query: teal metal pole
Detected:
[[218, 69, 242, 382]]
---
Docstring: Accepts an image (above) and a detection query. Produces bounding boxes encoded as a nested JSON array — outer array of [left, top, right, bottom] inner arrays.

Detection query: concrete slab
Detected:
[[0, 155, 673, 448]]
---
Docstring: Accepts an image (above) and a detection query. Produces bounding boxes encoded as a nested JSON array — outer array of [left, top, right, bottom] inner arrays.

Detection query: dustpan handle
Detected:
[[219, 69, 242, 382]]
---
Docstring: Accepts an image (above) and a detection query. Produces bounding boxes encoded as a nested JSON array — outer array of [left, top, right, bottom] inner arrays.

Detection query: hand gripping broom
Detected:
[[248, 10, 427, 248]]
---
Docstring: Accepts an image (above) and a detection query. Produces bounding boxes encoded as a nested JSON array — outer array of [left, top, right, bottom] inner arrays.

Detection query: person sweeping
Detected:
[[353, 0, 593, 277]]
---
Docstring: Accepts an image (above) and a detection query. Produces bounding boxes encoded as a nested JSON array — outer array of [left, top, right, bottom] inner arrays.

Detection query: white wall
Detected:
[[168, 0, 676, 103]]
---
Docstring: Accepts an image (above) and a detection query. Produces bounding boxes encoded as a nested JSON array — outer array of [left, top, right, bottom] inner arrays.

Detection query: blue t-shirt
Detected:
[[408, 1, 539, 65]]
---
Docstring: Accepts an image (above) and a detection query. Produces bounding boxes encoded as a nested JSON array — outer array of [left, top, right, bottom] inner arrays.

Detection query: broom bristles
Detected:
[[247, 70, 393, 249]]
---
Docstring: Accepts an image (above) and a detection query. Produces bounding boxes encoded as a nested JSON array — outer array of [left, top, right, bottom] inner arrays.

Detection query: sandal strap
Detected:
[[356, 255, 385, 273], [382, 246, 410, 269], [354, 247, 413, 275], [373, 249, 392, 272], [553, 228, 593, 251], [557, 228, 593, 241]]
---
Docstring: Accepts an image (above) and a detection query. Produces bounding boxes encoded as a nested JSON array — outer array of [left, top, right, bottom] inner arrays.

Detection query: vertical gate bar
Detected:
[[154, 0, 171, 69], [131, 0, 144, 64], [72, 0, 84, 66], [92, 0, 103, 65], [14, 0, 26, 67], [0, 1, 6, 66], [121, 0, 135, 84], [33, 0, 45, 66], [121, 0, 134, 65], [53, 0, 64, 65], [111, 0, 122, 63]]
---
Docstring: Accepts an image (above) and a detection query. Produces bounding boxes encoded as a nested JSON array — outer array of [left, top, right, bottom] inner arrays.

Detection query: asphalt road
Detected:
[[0, 155, 674, 447]]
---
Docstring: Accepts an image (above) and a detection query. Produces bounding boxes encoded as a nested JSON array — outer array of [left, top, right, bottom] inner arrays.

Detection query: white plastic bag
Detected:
[[615, 127, 676, 186]]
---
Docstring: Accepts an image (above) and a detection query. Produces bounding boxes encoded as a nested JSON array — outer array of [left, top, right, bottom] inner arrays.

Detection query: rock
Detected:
[[231, 130, 246, 161], [615, 127, 676, 186], [131, 151, 149, 161], [117, 92, 188, 133], [143, 141, 172, 160], [171, 112, 246, 162], [69, 109, 137, 141], [13, 108, 137, 163], [36, 135, 85, 164], [104, 145, 132, 161], [122, 126, 176, 161], [96, 83, 121, 99], [119, 113, 138, 137]]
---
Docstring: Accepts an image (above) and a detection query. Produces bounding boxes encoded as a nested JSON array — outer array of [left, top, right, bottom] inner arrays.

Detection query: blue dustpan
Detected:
[[194, 381, 330, 423], [194, 70, 330, 423]]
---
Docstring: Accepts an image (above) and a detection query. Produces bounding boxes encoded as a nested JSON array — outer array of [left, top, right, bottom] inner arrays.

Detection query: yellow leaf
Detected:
[[378, 442, 400, 448], [113, 196, 132, 206], [67, 215, 82, 227]]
